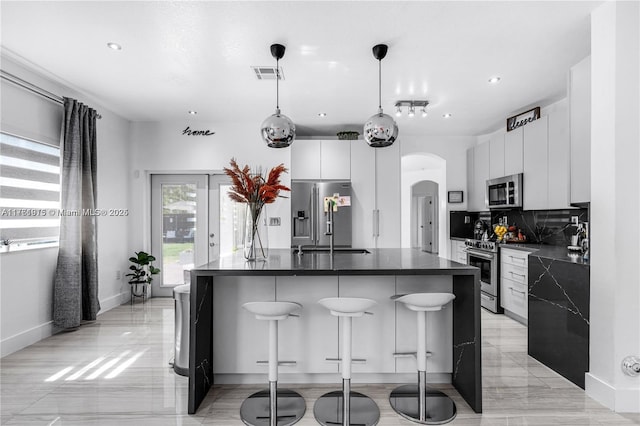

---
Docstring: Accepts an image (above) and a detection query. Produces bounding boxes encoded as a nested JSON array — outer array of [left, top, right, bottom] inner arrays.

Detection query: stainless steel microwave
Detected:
[[486, 173, 523, 209]]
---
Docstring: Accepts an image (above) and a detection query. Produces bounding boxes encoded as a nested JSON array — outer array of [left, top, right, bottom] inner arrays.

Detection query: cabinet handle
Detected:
[[372, 209, 380, 237], [509, 255, 526, 263], [510, 271, 526, 279], [509, 287, 526, 296]]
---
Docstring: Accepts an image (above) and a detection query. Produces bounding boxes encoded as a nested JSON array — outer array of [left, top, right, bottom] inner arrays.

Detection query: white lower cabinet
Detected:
[[450, 239, 468, 264], [276, 276, 339, 374], [500, 248, 531, 324], [213, 276, 276, 374], [338, 276, 396, 373], [213, 275, 454, 377]]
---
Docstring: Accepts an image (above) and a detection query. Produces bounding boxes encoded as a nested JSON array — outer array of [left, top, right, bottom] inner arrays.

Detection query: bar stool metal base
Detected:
[[389, 384, 457, 425], [240, 386, 305, 426], [314, 380, 380, 426]]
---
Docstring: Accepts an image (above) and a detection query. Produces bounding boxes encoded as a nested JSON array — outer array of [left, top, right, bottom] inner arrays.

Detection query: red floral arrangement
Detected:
[[223, 158, 290, 207]]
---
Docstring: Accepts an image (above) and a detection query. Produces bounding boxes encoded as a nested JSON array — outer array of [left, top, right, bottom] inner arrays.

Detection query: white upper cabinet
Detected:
[[547, 103, 571, 209], [489, 134, 505, 179], [349, 140, 400, 248], [291, 139, 350, 180], [350, 140, 375, 249], [374, 142, 401, 248], [470, 142, 490, 211], [504, 127, 524, 176], [320, 140, 351, 180], [523, 116, 549, 210], [569, 56, 591, 204]]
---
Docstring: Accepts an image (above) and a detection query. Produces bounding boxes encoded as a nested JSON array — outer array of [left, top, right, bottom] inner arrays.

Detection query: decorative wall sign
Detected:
[[506, 107, 540, 132], [448, 191, 464, 203], [182, 126, 215, 136]]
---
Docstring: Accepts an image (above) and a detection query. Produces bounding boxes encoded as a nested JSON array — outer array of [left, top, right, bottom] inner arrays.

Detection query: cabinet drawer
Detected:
[[501, 278, 527, 319], [502, 262, 528, 285], [501, 249, 530, 267]]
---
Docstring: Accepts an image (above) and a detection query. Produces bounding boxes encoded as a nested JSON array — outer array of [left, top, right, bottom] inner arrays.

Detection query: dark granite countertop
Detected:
[[191, 248, 478, 276], [450, 237, 468, 242], [499, 243, 589, 266]]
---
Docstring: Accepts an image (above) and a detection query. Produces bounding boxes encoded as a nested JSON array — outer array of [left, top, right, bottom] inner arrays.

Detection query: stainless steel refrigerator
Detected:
[[291, 181, 352, 248]]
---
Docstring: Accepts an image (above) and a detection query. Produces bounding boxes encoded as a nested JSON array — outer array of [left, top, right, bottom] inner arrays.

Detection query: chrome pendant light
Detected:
[[364, 44, 398, 147], [261, 43, 295, 148]]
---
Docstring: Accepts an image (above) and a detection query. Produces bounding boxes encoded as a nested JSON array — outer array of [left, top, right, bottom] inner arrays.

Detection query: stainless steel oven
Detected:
[[465, 239, 502, 313]]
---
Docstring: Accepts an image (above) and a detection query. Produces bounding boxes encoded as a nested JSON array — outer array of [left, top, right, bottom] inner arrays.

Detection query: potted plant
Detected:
[[126, 251, 160, 301]]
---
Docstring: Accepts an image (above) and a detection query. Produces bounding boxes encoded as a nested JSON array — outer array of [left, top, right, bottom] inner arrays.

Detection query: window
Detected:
[[0, 132, 60, 248]]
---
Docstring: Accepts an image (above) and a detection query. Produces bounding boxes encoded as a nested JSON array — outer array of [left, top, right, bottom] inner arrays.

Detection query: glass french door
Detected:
[[151, 175, 208, 296], [209, 175, 247, 259], [150, 174, 247, 296]]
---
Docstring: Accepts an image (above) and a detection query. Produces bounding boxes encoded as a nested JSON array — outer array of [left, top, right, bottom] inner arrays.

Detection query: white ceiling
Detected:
[[1, 1, 599, 137]]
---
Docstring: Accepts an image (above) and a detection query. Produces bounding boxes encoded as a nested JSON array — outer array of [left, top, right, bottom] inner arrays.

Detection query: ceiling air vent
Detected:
[[251, 66, 284, 80]]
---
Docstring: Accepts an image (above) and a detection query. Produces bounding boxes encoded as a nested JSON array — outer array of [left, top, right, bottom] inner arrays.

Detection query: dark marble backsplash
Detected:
[[476, 208, 589, 246]]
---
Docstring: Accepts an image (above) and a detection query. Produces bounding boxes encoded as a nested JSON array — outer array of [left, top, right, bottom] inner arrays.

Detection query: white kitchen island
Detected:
[[187, 249, 481, 415]]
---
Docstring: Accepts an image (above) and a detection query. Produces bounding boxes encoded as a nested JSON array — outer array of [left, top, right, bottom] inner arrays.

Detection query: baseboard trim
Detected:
[[585, 373, 616, 410], [99, 291, 128, 312], [615, 387, 640, 413], [1, 291, 128, 358], [0, 320, 54, 358], [213, 372, 452, 385]]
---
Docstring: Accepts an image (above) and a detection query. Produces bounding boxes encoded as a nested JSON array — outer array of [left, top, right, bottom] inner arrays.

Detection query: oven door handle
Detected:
[[466, 249, 494, 260]]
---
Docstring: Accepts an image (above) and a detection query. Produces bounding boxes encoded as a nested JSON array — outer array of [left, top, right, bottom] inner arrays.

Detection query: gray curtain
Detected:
[[53, 97, 99, 329]]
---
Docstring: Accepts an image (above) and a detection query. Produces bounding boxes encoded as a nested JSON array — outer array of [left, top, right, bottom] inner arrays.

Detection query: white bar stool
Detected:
[[390, 293, 457, 425], [313, 297, 380, 426], [240, 301, 306, 426]]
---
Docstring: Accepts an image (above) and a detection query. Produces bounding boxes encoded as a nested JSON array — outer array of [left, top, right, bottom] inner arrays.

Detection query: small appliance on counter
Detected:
[[568, 222, 589, 254], [473, 219, 489, 241]]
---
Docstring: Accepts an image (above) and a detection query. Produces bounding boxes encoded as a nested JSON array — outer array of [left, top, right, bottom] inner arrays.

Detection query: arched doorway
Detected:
[[401, 154, 447, 253]]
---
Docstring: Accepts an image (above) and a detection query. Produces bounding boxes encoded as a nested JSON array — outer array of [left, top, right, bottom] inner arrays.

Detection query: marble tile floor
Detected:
[[1, 298, 638, 425]]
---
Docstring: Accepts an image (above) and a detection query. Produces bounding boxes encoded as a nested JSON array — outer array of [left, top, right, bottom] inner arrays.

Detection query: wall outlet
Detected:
[[571, 216, 579, 225], [269, 217, 281, 226], [464, 215, 471, 224]]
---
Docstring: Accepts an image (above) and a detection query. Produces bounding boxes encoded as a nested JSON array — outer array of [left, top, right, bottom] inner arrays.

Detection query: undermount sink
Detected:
[[242, 301, 302, 320], [395, 293, 456, 312], [293, 247, 370, 254], [318, 297, 377, 316]]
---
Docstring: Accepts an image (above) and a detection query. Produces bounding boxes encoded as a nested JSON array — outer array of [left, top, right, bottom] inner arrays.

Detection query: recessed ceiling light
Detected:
[[188, 110, 197, 115], [107, 42, 122, 51], [318, 112, 327, 117], [488, 76, 501, 84], [443, 113, 452, 118]]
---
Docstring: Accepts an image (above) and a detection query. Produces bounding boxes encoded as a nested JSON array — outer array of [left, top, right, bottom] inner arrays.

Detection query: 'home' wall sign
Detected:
[[506, 107, 540, 132], [182, 126, 215, 136]]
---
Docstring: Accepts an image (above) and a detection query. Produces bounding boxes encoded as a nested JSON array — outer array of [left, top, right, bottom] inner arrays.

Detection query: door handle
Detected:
[[372, 209, 380, 237]]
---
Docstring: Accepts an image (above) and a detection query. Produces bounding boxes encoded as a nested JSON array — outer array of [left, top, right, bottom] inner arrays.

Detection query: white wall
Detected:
[[586, 0, 640, 413], [400, 135, 476, 256], [0, 56, 132, 357], [128, 121, 293, 255]]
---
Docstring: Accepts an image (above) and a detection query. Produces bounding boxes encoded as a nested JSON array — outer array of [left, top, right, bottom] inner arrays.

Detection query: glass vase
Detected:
[[243, 203, 268, 261]]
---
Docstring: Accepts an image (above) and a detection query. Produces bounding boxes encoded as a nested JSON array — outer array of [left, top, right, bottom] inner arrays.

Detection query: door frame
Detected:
[[150, 174, 209, 297]]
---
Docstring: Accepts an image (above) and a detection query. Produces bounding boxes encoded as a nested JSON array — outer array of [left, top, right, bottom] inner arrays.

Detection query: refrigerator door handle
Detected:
[[311, 185, 316, 243]]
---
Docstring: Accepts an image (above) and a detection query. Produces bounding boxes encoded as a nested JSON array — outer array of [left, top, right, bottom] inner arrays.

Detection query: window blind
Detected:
[[0, 132, 60, 243]]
